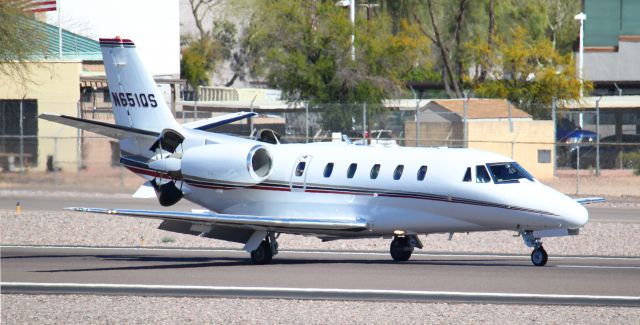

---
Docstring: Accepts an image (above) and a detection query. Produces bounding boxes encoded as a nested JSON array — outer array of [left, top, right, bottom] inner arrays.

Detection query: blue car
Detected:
[[558, 129, 597, 144]]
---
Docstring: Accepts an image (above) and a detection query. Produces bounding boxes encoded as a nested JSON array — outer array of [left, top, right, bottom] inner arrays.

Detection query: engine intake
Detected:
[[181, 143, 273, 185]]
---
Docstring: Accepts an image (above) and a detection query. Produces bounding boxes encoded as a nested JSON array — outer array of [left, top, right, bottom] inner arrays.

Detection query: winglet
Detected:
[[574, 197, 606, 205]]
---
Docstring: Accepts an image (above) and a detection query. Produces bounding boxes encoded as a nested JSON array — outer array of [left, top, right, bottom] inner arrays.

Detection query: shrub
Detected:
[[161, 237, 176, 243], [617, 151, 640, 173]]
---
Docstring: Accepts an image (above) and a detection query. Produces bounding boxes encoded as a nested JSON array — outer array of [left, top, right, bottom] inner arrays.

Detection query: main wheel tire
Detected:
[[531, 246, 548, 266], [250, 241, 273, 265], [390, 237, 413, 262]]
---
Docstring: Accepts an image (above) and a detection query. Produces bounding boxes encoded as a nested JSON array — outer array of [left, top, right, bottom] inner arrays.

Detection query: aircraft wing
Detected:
[[574, 197, 606, 205], [181, 112, 257, 132], [39, 113, 159, 139], [65, 207, 369, 232]]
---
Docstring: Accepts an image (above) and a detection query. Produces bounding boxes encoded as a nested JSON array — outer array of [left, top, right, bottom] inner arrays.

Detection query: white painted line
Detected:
[[2, 282, 639, 303], [1, 245, 638, 261], [556, 265, 640, 270]]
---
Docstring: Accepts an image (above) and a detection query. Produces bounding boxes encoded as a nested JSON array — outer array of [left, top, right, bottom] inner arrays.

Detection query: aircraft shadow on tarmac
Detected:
[[11, 254, 535, 273]]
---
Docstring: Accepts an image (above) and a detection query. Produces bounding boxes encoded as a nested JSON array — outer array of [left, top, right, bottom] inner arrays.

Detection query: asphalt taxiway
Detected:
[[2, 246, 639, 306]]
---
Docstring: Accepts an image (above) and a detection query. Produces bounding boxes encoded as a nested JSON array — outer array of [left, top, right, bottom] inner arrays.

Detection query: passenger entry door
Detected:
[[290, 155, 312, 192]]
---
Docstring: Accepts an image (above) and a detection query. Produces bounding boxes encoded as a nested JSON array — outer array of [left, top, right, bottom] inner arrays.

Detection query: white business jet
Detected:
[[40, 37, 602, 266]]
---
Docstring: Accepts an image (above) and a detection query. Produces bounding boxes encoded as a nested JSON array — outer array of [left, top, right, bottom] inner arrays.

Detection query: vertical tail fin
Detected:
[[99, 37, 179, 132]]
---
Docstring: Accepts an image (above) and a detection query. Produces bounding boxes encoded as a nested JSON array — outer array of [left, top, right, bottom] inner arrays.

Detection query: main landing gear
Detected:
[[522, 231, 548, 266], [390, 234, 422, 262], [250, 233, 279, 264]]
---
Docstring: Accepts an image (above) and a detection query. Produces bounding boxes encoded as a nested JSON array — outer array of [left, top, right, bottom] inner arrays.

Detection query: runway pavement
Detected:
[[1, 195, 638, 224], [2, 246, 639, 306]]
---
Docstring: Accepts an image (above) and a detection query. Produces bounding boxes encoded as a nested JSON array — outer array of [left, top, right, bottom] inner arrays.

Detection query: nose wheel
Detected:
[[531, 246, 548, 266]]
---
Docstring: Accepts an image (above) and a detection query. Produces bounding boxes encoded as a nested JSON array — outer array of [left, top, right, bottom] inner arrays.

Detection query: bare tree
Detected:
[[414, 0, 469, 98]]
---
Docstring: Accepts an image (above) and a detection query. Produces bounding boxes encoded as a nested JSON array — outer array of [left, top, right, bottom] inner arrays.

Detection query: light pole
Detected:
[[335, 0, 356, 61], [574, 12, 586, 97]]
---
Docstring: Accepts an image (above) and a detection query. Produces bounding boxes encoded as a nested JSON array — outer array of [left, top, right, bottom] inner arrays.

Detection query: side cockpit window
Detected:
[[462, 167, 472, 182], [487, 162, 534, 184], [476, 165, 492, 183]]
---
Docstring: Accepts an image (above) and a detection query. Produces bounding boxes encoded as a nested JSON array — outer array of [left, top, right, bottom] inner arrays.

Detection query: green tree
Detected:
[[0, 3, 46, 83], [469, 26, 587, 117], [380, 0, 580, 100], [245, 0, 430, 131], [248, 0, 430, 104], [180, 37, 221, 89], [180, 0, 233, 92]]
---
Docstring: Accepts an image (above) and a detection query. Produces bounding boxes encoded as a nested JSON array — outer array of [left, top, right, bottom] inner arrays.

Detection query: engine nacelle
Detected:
[[181, 143, 273, 186]]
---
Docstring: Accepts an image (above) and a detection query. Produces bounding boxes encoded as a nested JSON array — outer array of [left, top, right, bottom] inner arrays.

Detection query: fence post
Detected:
[[194, 86, 199, 121], [463, 97, 468, 148], [552, 98, 557, 177], [511, 141, 514, 159], [576, 145, 580, 195], [363, 102, 367, 144], [415, 97, 420, 147], [595, 96, 602, 176], [77, 101, 82, 171], [305, 102, 309, 143], [249, 95, 257, 136], [508, 101, 513, 133], [19, 100, 24, 174]]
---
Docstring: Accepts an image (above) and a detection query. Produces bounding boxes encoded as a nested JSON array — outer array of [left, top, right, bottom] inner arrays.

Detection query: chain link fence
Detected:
[[2, 100, 639, 192]]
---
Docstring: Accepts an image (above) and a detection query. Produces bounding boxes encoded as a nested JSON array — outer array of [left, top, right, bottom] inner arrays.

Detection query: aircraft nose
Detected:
[[564, 202, 589, 229]]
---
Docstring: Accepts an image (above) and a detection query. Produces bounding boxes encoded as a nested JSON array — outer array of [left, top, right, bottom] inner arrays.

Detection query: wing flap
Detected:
[[65, 207, 369, 232], [39, 113, 159, 139]]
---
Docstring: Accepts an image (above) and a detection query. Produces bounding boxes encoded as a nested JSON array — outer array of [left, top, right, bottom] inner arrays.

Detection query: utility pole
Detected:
[[575, 12, 586, 97]]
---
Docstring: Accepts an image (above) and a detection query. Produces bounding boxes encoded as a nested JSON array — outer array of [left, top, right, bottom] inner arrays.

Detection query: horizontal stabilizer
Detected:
[[181, 112, 257, 131], [65, 207, 369, 232], [574, 197, 605, 205], [39, 113, 159, 139]]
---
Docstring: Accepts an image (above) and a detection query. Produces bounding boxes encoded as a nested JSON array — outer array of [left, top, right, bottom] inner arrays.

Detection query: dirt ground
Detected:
[[2, 166, 639, 200]]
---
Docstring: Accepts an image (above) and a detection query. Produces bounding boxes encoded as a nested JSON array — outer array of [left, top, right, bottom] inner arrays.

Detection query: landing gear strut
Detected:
[[250, 233, 278, 264], [390, 235, 420, 262], [522, 231, 548, 266]]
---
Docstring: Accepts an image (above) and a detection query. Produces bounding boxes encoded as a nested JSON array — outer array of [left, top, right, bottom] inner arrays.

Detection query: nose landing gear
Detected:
[[522, 231, 548, 266], [531, 246, 548, 266]]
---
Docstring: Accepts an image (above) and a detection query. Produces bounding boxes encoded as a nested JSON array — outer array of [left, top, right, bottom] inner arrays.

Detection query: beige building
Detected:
[[405, 99, 555, 179], [0, 61, 82, 172]]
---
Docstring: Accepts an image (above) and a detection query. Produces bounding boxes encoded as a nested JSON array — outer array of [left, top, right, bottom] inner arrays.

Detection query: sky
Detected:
[[46, 0, 180, 76]]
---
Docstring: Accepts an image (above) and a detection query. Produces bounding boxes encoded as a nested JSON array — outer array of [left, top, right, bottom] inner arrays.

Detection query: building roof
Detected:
[[424, 99, 531, 119], [33, 19, 101, 61], [562, 96, 640, 109]]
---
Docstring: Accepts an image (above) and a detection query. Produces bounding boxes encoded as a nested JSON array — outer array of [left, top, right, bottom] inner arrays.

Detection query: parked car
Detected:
[[568, 134, 640, 169], [558, 129, 597, 144], [556, 129, 598, 168], [369, 130, 399, 147]]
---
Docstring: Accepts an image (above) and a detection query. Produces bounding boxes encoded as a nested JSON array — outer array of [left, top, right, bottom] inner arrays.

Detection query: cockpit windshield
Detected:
[[486, 162, 534, 184]]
